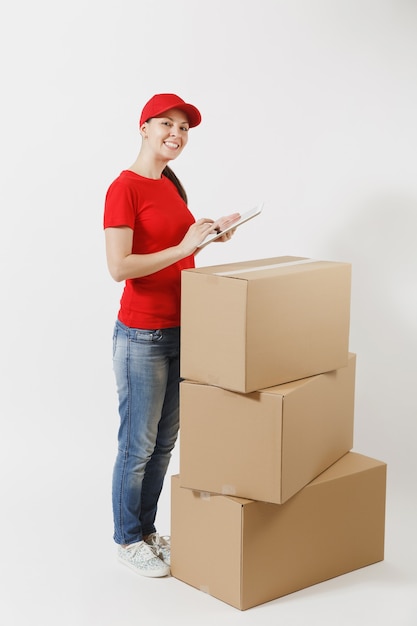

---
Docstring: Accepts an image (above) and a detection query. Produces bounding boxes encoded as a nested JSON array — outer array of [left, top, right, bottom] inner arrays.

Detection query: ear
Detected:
[[139, 121, 149, 137]]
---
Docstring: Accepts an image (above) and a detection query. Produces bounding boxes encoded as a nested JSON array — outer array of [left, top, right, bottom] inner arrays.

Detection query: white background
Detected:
[[1, 1, 416, 624]]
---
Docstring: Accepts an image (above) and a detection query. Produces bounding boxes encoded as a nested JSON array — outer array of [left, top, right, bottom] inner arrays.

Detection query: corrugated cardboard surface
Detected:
[[179, 354, 356, 503], [180, 256, 351, 392], [171, 452, 386, 610]]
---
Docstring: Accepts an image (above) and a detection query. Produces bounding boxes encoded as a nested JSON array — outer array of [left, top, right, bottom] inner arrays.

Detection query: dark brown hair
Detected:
[[162, 165, 188, 204]]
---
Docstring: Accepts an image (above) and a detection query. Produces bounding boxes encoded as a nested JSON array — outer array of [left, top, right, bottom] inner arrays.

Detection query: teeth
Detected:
[[165, 141, 179, 149]]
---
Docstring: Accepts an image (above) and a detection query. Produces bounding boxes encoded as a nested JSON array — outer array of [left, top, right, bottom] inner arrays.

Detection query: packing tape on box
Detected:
[[199, 585, 210, 594], [221, 484, 236, 495], [199, 491, 211, 501], [213, 258, 318, 276]]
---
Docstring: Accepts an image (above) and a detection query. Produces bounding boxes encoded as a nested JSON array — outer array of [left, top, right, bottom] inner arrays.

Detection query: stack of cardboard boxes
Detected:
[[171, 256, 386, 610]]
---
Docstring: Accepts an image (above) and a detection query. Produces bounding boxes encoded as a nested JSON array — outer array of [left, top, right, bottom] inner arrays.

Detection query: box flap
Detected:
[[310, 451, 386, 486]]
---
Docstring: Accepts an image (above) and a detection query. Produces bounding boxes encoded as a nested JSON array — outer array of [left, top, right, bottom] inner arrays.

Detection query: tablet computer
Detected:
[[197, 202, 264, 250]]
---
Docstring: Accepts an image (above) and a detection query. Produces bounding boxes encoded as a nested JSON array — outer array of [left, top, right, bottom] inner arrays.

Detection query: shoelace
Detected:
[[127, 541, 157, 561], [158, 535, 170, 548], [148, 533, 170, 555]]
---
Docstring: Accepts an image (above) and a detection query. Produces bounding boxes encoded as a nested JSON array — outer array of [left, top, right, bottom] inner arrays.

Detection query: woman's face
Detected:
[[143, 108, 190, 161]]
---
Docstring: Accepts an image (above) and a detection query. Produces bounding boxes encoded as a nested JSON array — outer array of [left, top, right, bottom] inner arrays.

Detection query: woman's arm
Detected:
[[105, 219, 216, 282]]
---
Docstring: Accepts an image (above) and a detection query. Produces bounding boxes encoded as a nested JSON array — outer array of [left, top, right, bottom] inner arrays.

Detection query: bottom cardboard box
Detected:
[[171, 452, 386, 610]]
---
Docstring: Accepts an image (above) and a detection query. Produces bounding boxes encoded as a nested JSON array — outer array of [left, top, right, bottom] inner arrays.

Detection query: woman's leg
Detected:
[[140, 331, 180, 535], [111, 322, 180, 546]]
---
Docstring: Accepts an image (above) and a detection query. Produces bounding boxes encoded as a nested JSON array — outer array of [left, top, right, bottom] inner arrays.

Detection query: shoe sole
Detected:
[[118, 555, 170, 578]]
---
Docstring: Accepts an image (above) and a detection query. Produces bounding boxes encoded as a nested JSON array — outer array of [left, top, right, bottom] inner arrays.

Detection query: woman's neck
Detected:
[[128, 153, 168, 180]]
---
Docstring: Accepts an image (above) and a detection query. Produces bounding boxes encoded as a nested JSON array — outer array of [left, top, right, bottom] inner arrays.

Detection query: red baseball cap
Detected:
[[139, 93, 202, 128]]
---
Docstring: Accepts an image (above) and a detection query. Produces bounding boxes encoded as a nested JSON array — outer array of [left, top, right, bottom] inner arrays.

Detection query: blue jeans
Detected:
[[112, 320, 180, 545]]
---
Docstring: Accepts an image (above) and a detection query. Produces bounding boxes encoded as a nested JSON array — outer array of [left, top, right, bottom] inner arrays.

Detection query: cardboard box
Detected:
[[179, 353, 356, 504], [180, 256, 351, 392], [171, 452, 386, 610]]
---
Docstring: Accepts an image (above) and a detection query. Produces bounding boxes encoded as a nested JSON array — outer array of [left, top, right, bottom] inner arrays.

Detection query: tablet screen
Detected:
[[197, 203, 264, 249]]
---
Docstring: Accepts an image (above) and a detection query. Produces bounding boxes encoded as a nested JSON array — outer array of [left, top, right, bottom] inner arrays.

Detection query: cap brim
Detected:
[[176, 103, 201, 128]]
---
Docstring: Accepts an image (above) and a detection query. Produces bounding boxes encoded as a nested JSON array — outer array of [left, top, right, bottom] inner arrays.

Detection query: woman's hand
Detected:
[[179, 212, 241, 257], [179, 218, 217, 256], [211, 212, 241, 242]]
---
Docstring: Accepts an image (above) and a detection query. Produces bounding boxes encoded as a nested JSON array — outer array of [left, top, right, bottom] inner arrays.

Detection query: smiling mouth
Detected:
[[164, 141, 179, 150]]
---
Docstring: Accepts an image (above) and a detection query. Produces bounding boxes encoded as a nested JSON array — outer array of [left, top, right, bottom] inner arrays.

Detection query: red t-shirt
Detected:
[[103, 170, 195, 329]]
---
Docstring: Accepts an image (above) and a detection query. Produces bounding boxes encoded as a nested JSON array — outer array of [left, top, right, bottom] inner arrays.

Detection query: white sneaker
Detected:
[[145, 533, 171, 566], [118, 540, 170, 577]]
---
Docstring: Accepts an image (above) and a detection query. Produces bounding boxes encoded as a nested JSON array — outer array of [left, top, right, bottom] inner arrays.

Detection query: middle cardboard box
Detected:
[[179, 353, 355, 504]]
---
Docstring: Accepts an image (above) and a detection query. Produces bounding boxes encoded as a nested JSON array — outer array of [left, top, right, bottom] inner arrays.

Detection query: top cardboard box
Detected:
[[181, 256, 351, 392]]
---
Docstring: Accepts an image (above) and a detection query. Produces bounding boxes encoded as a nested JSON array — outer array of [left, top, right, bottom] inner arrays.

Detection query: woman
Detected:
[[104, 93, 238, 578]]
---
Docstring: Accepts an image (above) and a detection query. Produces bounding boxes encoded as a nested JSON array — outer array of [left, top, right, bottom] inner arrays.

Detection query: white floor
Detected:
[[2, 445, 416, 626]]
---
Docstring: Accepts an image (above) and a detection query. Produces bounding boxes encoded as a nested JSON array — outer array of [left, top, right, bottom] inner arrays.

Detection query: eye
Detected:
[[161, 120, 172, 127], [181, 126, 189, 132]]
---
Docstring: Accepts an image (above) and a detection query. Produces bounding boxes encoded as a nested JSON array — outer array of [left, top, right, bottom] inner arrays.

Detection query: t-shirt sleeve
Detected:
[[103, 179, 137, 229]]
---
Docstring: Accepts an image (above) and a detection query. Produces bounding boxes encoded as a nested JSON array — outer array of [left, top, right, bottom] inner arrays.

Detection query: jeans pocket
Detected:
[[133, 329, 163, 343], [112, 324, 118, 357]]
